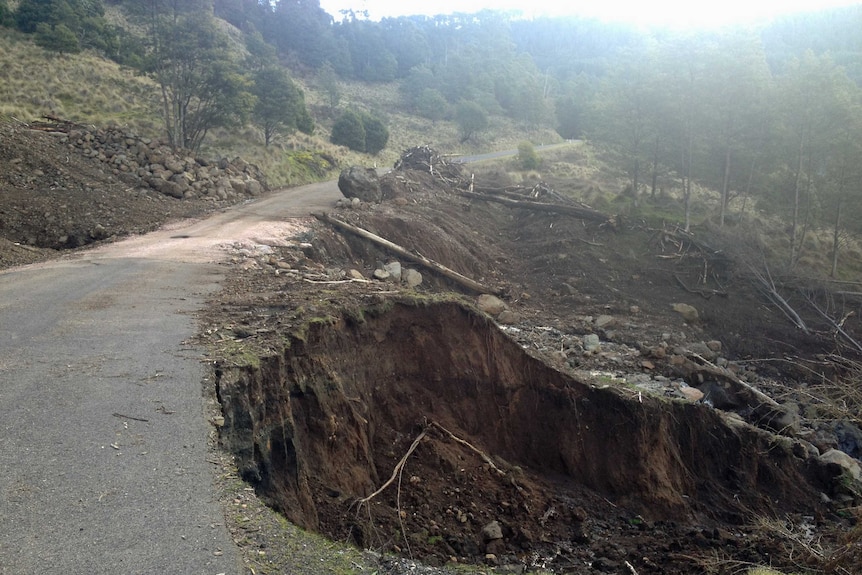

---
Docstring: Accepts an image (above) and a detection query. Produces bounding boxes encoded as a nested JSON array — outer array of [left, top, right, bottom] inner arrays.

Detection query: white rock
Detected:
[[819, 449, 862, 482], [373, 269, 390, 281], [477, 294, 507, 316], [403, 268, 422, 288], [384, 261, 402, 281]]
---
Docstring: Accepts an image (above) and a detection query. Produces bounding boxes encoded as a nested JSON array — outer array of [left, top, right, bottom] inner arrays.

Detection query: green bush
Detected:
[[35, 23, 81, 54], [517, 141, 541, 170], [330, 110, 388, 154], [361, 113, 388, 155], [330, 110, 366, 152]]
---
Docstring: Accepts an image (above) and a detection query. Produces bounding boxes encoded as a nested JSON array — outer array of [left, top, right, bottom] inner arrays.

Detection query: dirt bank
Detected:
[[202, 161, 862, 573]]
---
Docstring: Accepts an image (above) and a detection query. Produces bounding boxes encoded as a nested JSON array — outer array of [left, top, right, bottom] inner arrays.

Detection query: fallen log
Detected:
[[314, 212, 502, 296], [461, 190, 611, 223]]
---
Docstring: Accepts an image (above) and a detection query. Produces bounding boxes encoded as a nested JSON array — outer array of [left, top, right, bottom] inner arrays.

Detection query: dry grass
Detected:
[[0, 29, 162, 134]]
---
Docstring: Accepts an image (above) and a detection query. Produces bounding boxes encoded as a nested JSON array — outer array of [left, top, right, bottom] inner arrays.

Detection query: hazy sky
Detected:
[[318, 0, 861, 28]]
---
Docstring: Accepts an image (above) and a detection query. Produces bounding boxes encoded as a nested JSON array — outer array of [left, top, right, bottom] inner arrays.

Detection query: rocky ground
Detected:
[[2, 124, 861, 575]]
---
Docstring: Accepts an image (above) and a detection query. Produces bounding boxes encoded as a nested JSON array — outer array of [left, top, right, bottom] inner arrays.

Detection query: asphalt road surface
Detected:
[[0, 181, 342, 574]]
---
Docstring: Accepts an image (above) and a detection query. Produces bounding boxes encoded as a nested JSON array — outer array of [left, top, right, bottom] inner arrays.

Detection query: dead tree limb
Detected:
[[804, 294, 862, 354], [748, 263, 809, 334], [674, 273, 728, 299], [461, 190, 611, 224], [355, 429, 427, 505], [314, 212, 501, 295], [430, 421, 505, 476], [689, 353, 781, 408]]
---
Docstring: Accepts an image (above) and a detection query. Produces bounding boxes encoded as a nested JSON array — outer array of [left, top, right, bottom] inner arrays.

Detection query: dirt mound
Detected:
[[0, 121, 245, 267], [203, 168, 862, 573]]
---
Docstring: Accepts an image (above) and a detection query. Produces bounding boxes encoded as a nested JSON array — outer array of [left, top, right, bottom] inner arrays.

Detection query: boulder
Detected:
[[338, 166, 381, 203], [384, 261, 402, 282], [671, 302, 699, 323], [403, 269, 422, 288], [819, 449, 862, 482], [477, 294, 507, 316]]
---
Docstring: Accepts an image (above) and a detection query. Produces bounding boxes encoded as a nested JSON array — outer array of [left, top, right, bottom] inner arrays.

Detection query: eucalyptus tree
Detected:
[[776, 52, 855, 268], [251, 66, 313, 146], [697, 32, 773, 226], [139, 1, 254, 151]]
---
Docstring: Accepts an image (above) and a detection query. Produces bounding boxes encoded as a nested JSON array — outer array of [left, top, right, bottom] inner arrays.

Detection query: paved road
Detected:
[[455, 141, 579, 164], [0, 181, 341, 574]]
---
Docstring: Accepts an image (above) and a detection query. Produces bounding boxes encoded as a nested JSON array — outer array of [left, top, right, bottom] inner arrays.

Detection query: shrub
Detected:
[[330, 109, 366, 152], [361, 113, 388, 155], [517, 141, 541, 170]]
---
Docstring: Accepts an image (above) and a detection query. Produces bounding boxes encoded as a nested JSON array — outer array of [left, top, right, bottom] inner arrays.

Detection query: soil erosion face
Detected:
[[217, 300, 830, 571]]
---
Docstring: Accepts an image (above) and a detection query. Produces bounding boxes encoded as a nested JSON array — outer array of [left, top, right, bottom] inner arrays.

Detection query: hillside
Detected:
[[2, 6, 862, 574]]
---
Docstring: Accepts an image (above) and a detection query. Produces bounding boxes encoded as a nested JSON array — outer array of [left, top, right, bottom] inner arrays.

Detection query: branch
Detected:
[[430, 421, 506, 476], [461, 190, 612, 224], [314, 213, 501, 295], [804, 294, 862, 354], [747, 263, 809, 333], [355, 430, 427, 505]]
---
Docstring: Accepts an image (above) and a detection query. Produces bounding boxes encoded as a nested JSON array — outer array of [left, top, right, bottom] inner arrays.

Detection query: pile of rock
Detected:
[[370, 261, 423, 288], [40, 120, 267, 201]]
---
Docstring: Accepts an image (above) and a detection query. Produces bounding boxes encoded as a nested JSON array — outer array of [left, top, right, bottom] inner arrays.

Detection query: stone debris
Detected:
[[41, 121, 267, 201], [338, 166, 382, 203]]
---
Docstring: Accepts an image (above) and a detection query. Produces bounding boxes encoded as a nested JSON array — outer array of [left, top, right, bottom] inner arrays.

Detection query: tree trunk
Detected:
[[831, 198, 843, 278], [789, 129, 805, 268], [719, 143, 731, 227], [314, 213, 501, 295], [650, 135, 659, 198]]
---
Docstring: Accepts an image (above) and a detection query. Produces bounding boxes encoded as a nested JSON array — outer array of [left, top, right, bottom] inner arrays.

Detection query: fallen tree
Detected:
[[314, 212, 502, 296], [461, 190, 613, 224]]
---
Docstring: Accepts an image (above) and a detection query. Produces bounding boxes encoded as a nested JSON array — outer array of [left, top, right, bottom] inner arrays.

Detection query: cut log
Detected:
[[461, 190, 611, 223], [314, 212, 501, 296]]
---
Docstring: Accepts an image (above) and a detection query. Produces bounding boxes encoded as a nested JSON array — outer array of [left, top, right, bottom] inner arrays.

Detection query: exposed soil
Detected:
[[0, 122, 242, 268], [3, 124, 861, 575], [205, 164, 862, 573]]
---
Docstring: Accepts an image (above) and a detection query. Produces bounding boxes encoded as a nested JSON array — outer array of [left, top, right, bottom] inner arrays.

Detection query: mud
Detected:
[[216, 299, 843, 573]]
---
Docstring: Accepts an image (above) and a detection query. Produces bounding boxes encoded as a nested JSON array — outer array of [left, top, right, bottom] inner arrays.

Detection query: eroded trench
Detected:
[[215, 300, 835, 566]]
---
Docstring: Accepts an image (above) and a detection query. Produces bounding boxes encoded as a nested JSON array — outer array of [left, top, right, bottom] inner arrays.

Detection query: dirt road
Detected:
[[0, 182, 341, 574]]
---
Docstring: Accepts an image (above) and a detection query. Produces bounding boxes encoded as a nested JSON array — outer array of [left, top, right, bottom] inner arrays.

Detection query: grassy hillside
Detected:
[[0, 25, 553, 187], [2, 24, 860, 280]]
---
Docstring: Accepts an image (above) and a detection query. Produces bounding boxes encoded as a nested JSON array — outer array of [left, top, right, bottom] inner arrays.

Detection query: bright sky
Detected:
[[319, 0, 862, 28]]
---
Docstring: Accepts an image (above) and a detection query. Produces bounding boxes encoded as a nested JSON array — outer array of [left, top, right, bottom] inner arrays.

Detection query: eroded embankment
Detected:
[[215, 300, 832, 563]]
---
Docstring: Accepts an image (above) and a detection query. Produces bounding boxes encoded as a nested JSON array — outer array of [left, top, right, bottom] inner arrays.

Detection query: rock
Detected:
[[583, 333, 601, 352], [373, 269, 390, 281], [338, 166, 382, 203], [679, 386, 705, 402], [350, 197, 361, 208], [595, 314, 615, 328], [754, 404, 800, 436], [477, 294, 507, 316], [706, 340, 722, 352], [688, 341, 718, 361], [384, 261, 402, 282], [497, 310, 518, 325], [348, 269, 365, 280], [833, 420, 862, 458], [819, 449, 862, 482], [403, 269, 422, 288], [481, 520, 503, 542], [671, 302, 699, 323]]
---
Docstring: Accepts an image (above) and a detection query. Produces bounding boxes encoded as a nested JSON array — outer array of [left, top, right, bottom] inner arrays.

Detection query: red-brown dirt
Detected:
[[206, 164, 862, 574], [2, 123, 860, 574]]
